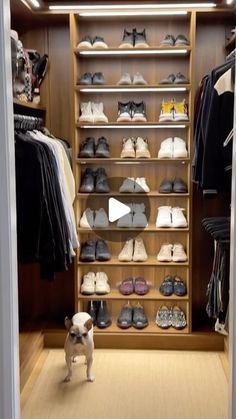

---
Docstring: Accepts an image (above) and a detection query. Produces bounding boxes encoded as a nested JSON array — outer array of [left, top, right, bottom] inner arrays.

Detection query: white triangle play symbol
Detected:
[[108, 198, 131, 223]]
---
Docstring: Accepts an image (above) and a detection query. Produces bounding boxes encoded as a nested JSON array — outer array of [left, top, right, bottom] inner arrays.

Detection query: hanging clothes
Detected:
[[192, 58, 235, 197], [15, 125, 78, 281]]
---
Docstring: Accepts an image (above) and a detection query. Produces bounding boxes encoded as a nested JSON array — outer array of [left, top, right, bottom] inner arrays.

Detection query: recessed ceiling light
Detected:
[[29, 0, 40, 8], [226, 0, 234, 4]]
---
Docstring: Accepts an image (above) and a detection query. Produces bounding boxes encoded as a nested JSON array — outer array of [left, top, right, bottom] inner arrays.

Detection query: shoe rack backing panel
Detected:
[[70, 11, 194, 338]]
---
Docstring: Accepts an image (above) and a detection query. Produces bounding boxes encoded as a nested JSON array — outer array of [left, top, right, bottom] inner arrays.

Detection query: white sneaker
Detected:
[[134, 177, 150, 193], [172, 207, 188, 228], [117, 73, 132, 85], [133, 203, 148, 228], [117, 203, 133, 227], [119, 177, 135, 193], [93, 37, 108, 49], [92, 102, 108, 123], [156, 206, 172, 228], [120, 137, 136, 158], [118, 238, 133, 261], [80, 208, 94, 228], [94, 208, 109, 228], [135, 137, 151, 158], [81, 272, 96, 295], [157, 243, 173, 262], [79, 102, 94, 123], [158, 138, 173, 159], [133, 72, 148, 85], [95, 272, 110, 294], [173, 137, 188, 158], [133, 237, 148, 261], [172, 243, 187, 262]]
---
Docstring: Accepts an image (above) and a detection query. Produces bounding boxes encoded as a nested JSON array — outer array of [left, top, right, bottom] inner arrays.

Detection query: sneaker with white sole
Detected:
[[133, 237, 148, 261], [132, 101, 147, 122], [92, 102, 108, 123], [174, 99, 189, 121], [134, 177, 150, 193], [135, 137, 151, 158], [156, 206, 172, 228], [117, 73, 132, 85], [81, 272, 96, 295], [92, 36, 108, 49], [173, 137, 188, 158], [133, 72, 148, 85], [172, 243, 187, 262], [77, 36, 93, 49], [118, 239, 133, 261], [157, 243, 173, 262], [159, 99, 175, 122], [171, 207, 188, 228], [95, 272, 110, 294], [158, 137, 173, 159], [133, 203, 148, 228], [94, 208, 109, 228], [117, 203, 133, 227], [119, 177, 135, 193], [120, 137, 136, 158], [117, 101, 132, 122], [80, 208, 94, 228], [79, 102, 94, 123]]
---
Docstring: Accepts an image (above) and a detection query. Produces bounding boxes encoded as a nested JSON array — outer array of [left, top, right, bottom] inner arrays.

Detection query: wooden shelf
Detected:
[[77, 122, 190, 128], [75, 47, 191, 57], [225, 33, 236, 52], [78, 225, 189, 232], [93, 321, 189, 334], [76, 84, 190, 92], [78, 289, 189, 301], [77, 192, 189, 198], [77, 158, 190, 164], [77, 257, 189, 266], [13, 98, 46, 111]]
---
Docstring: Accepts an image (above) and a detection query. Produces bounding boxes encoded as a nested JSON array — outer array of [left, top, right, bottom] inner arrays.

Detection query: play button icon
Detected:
[[108, 198, 131, 222]]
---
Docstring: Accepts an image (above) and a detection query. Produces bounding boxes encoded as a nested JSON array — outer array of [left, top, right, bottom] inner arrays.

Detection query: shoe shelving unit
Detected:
[[70, 10, 196, 343]]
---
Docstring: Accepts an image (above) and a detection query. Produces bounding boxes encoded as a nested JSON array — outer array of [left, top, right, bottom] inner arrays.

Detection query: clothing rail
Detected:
[[14, 114, 43, 130]]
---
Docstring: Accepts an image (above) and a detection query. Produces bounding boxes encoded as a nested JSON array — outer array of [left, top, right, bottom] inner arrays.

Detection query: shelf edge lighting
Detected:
[[79, 11, 188, 17], [79, 125, 187, 129], [80, 88, 187, 93], [49, 3, 216, 11], [79, 49, 188, 56]]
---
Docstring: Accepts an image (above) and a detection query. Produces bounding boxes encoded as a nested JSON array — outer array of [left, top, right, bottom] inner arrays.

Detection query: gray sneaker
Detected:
[[79, 72, 93, 85], [175, 34, 189, 46], [133, 72, 148, 85], [117, 73, 132, 85], [160, 74, 175, 84], [119, 29, 134, 48], [160, 34, 175, 47], [134, 29, 149, 48], [174, 72, 189, 84], [93, 72, 105, 85]]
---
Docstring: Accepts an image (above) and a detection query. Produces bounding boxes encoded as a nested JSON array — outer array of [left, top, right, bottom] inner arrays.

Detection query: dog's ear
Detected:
[[84, 318, 93, 331], [64, 316, 73, 330]]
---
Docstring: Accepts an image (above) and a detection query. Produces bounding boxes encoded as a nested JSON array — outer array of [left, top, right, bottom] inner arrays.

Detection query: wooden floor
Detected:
[[21, 349, 228, 419]]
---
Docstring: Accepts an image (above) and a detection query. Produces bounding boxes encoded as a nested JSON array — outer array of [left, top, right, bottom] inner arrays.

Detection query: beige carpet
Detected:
[[21, 349, 228, 419]]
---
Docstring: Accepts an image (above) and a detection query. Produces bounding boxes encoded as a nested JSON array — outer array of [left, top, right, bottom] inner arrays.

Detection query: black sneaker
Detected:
[[95, 239, 111, 261], [78, 72, 93, 85], [92, 36, 108, 49], [134, 29, 149, 48], [117, 304, 133, 329], [79, 137, 95, 158], [95, 168, 110, 193], [132, 101, 147, 122], [92, 72, 105, 85], [117, 101, 132, 122], [132, 304, 149, 329], [79, 168, 95, 193], [95, 137, 110, 158], [173, 178, 188, 193], [159, 179, 173, 194], [160, 74, 176, 84], [119, 29, 134, 48], [96, 301, 112, 328], [160, 34, 175, 47], [175, 34, 189, 46], [174, 72, 189, 84], [87, 300, 98, 325], [79, 240, 96, 262]]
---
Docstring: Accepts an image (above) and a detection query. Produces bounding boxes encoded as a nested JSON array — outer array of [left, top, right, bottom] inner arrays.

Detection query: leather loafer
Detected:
[[96, 239, 111, 261], [159, 179, 173, 194], [96, 301, 112, 328], [79, 168, 95, 193], [173, 276, 187, 296], [173, 178, 188, 193], [119, 277, 134, 295], [159, 276, 174, 296], [79, 240, 96, 262], [134, 277, 149, 295]]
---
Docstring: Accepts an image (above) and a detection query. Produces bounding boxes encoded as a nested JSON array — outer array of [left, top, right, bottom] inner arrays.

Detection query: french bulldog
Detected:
[[64, 312, 94, 383]]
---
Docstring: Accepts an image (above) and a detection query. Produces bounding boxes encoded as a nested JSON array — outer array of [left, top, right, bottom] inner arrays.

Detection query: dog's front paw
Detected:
[[87, 375, 95, 382], [63, 376, 71, 383]]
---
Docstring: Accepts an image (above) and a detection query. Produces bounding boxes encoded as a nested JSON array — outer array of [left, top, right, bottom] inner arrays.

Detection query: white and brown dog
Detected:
[[64, 312, 94, 383]]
